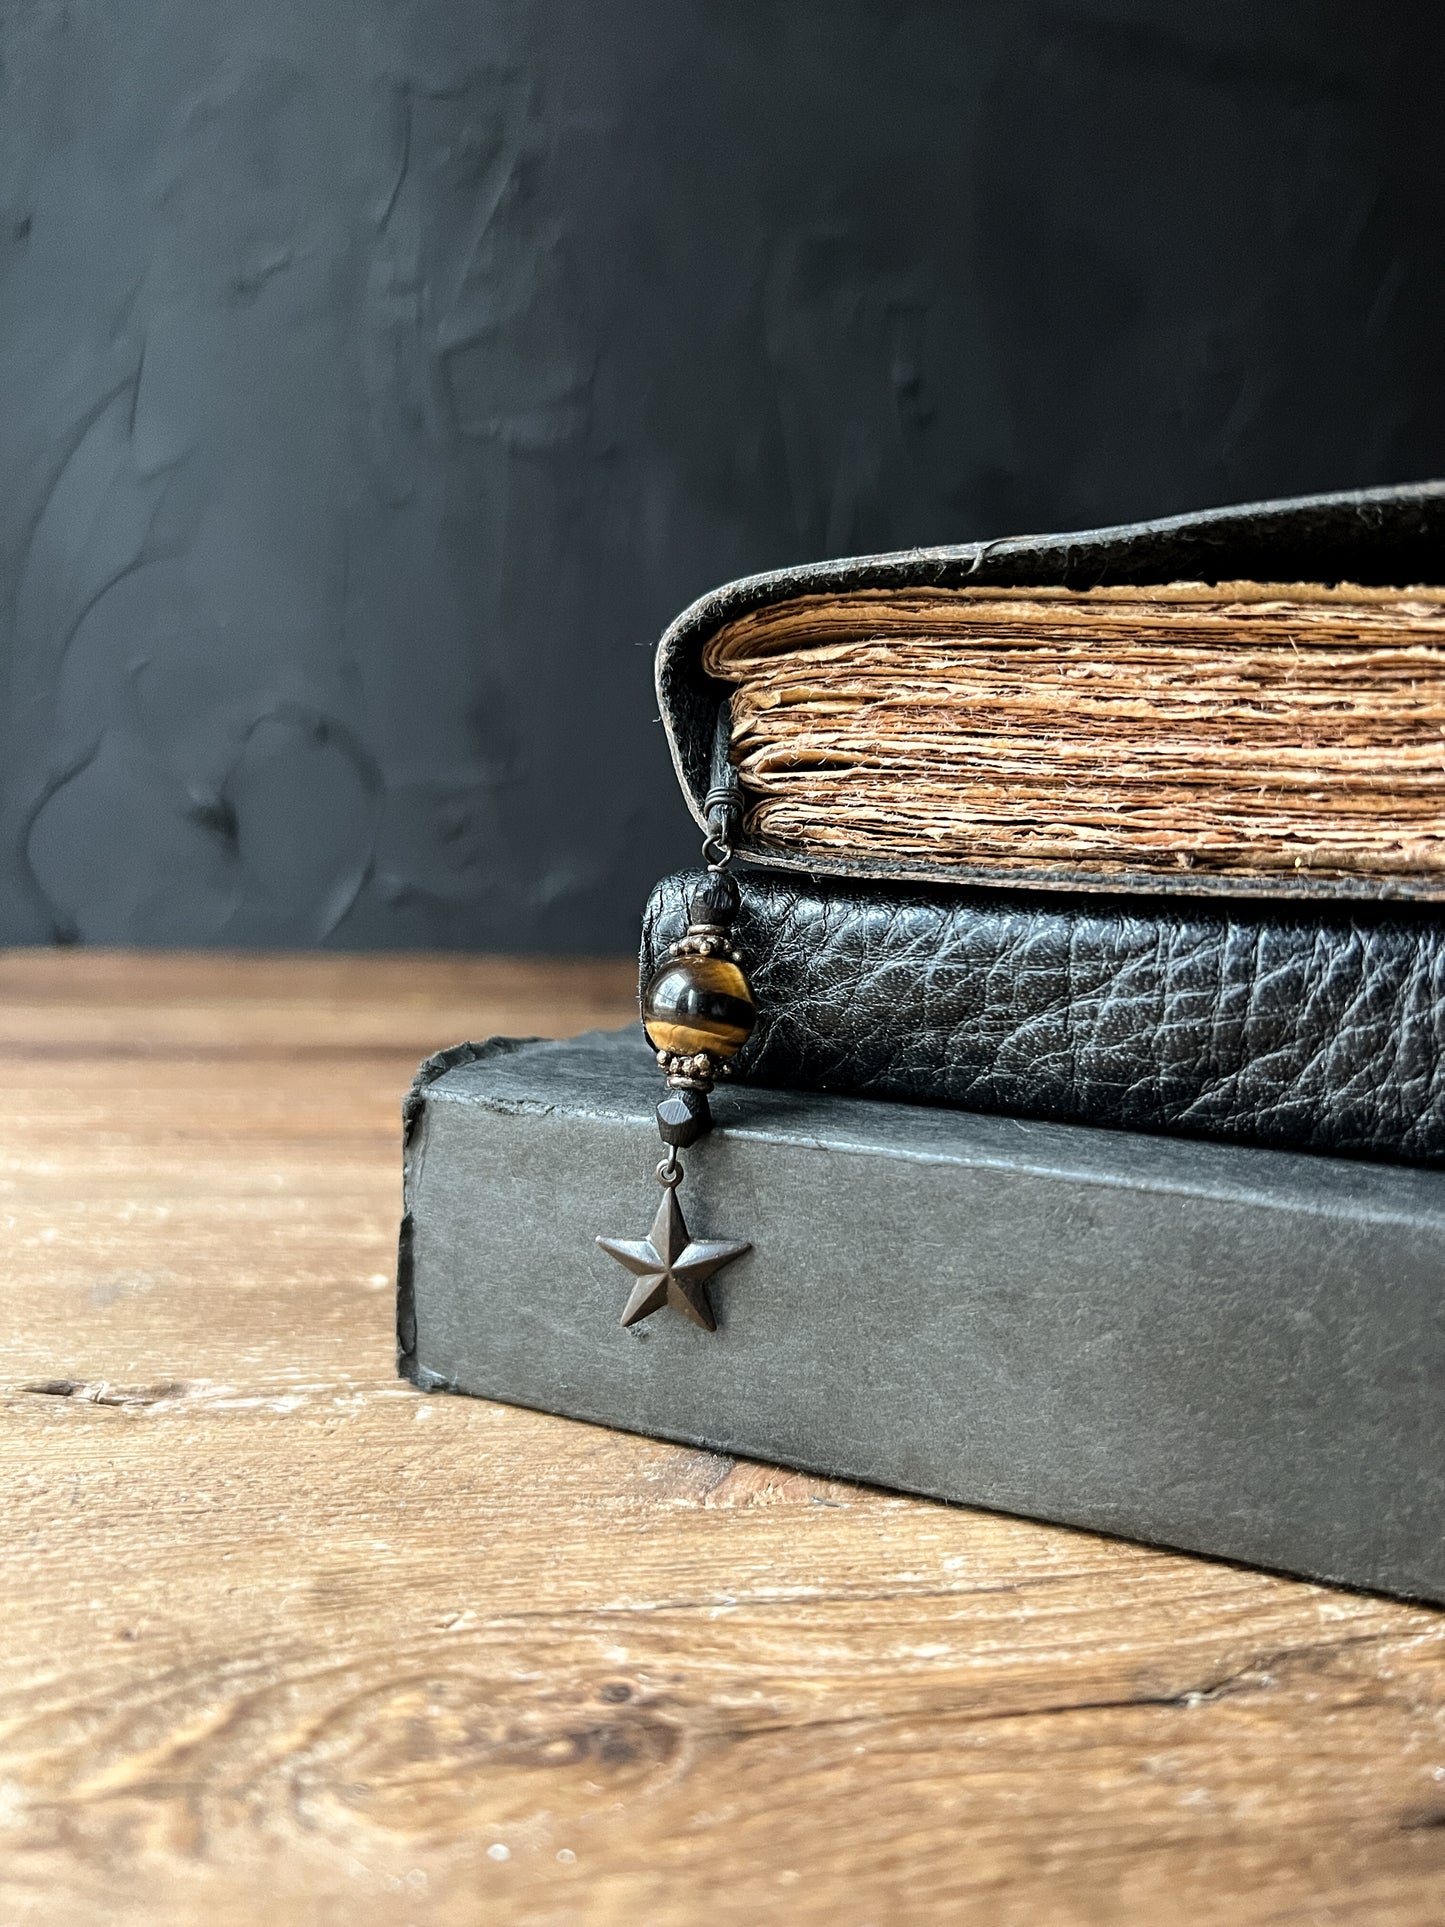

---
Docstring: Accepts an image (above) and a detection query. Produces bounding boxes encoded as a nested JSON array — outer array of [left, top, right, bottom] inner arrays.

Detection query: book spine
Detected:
[[404, 1030, 1445, 1603], [641, 870, 1445, 1167]]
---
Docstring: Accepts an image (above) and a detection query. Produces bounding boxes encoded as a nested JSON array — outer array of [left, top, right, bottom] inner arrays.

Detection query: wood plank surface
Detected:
[[0, 951, 1442, 1927]]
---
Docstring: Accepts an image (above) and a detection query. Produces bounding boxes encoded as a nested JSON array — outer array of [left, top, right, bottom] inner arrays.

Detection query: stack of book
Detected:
[[401, 483, 1445, 1604]]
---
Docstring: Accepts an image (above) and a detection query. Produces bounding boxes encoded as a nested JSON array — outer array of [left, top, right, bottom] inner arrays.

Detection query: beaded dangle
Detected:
[[594, 782, 755, 1331]]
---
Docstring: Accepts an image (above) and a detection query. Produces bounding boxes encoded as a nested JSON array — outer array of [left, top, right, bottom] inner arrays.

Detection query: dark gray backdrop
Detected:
[[1, 1, 1441, 950]]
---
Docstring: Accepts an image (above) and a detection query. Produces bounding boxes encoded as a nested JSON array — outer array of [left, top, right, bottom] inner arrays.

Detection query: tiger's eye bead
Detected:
[[643, 955, 756, 1061]]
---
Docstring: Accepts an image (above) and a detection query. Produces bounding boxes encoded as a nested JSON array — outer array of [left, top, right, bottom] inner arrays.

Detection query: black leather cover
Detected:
[[656, 480, 1445, 903], [642, 868, 1445, 1167]]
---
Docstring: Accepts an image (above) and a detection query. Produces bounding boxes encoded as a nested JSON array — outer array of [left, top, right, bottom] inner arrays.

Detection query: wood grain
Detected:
[[1, 951, 1442, 1926]]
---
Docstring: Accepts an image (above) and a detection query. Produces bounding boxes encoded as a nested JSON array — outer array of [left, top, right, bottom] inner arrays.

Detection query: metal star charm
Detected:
[[595, 1185, 750, 1331]]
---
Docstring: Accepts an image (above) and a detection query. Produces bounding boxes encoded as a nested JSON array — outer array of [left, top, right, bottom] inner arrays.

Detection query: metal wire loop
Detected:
[[655, 1153, 684, 1189]]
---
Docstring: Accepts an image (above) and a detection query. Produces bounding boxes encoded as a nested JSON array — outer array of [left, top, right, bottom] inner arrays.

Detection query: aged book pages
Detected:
[[702, 583, 1445, 883]]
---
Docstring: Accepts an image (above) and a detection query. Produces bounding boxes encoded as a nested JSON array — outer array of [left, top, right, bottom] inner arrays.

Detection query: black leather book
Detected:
[[657, 479, 1445, 903], [642, 867, 1445, 1167], [645, 483, 1445, 1165]]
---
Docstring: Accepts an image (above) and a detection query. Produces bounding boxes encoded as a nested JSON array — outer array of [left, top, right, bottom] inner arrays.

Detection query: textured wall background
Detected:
[[1, 0, 1442, 949]]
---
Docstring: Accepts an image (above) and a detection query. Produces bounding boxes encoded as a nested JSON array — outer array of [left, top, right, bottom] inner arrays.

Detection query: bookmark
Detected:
[[595, 781, 754, 1330]]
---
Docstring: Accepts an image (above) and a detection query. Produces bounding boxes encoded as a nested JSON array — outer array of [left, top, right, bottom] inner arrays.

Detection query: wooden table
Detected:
[[2, 951, 1442, 1926]]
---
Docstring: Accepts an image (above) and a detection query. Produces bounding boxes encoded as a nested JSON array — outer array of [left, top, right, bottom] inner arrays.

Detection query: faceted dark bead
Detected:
[[656, 1085, 712, 1147], [686, 869, 740, 927], [643, 956, 756, 1059]]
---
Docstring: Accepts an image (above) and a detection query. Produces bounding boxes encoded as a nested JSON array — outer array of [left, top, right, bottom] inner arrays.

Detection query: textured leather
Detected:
[[643, 869, 1445, 1167], [655, 480, 1445, 903]]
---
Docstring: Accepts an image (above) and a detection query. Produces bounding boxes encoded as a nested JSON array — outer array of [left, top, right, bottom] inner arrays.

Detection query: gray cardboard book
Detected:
[[398, 1028, 1445, 1603]]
